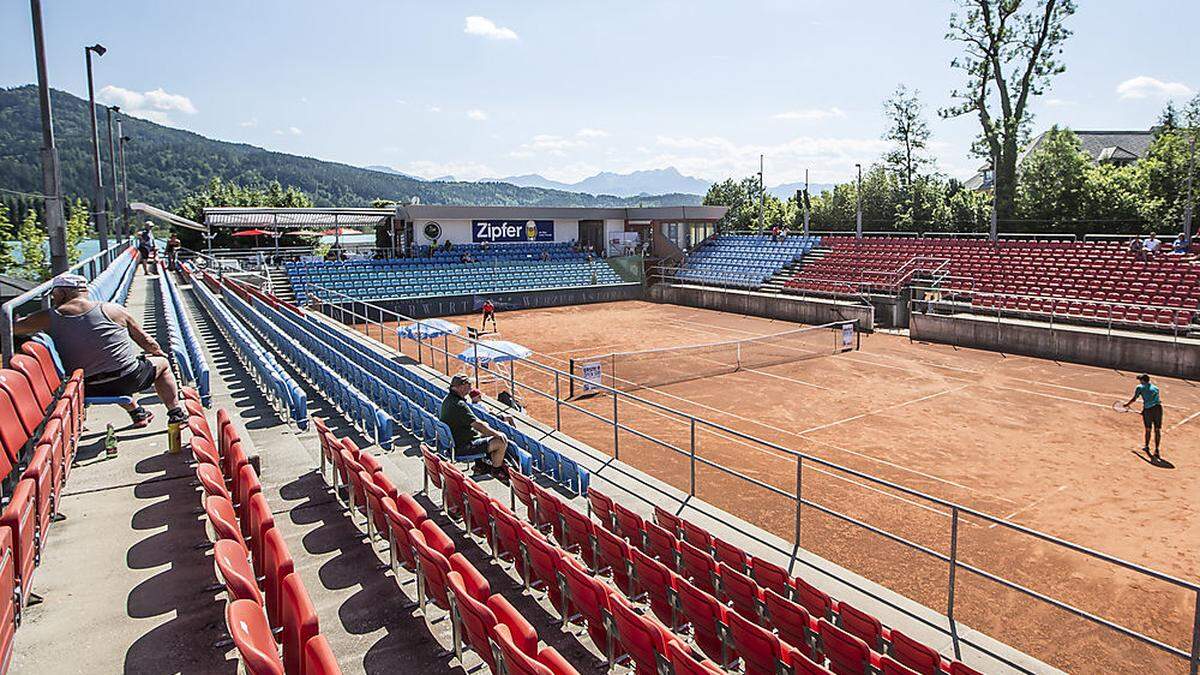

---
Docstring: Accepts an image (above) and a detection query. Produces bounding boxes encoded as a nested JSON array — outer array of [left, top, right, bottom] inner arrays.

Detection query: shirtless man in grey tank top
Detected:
[[14, 273, 184, 428]]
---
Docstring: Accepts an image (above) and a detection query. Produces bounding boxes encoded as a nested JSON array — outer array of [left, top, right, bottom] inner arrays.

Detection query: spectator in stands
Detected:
[[481, 241, 490, 253], [137, 223, 156, 276], [14, 273, 185, 429], [497, 390, 524, 416], [1144, 232, 1162, 256], [540, 249, 550, 262], [1128, 234, 1146, 261], [771, 225, 781, 242], [164, 232, 181, 271], [440, 373, 510, 479], [443, 239, 453, 253], [1123, 374, 1164, 462], [1172, 233, 1189, 254]]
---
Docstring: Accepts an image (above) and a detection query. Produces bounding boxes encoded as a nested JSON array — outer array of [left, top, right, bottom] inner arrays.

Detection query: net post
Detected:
[[793, 457, 802, 547], [444, 334, 449, 374], [947, 506, 962, 661], [568, 358, 576, 399]]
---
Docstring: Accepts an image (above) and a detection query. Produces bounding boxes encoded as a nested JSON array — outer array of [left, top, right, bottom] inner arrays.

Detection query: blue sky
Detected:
[[2, 1, 1196, 186]]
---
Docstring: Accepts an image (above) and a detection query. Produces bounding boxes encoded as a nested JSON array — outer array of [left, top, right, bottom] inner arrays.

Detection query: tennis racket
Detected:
[[1112, 401, 1132, 413]]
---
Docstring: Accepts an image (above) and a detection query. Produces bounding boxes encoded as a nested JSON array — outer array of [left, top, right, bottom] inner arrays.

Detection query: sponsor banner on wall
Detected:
[[472, 219, 555, 243]]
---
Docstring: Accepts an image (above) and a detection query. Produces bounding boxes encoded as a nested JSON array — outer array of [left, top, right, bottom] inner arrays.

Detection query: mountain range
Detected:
[[369, 163, 836, 201], [0, 85, 702, 212]]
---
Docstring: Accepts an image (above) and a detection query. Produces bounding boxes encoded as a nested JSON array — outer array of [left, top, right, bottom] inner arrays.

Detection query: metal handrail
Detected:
[[1, 239, 131, 365], [304, 279, 1200, 674]]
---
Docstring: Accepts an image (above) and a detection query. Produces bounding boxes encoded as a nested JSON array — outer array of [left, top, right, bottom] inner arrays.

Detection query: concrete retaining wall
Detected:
[[911, 312, 1200, 380], [650, 283, 875, 330], [324, 282, 644, 320]]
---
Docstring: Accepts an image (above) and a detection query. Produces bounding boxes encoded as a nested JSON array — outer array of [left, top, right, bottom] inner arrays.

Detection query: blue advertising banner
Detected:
[[472, 219, 555, 243]]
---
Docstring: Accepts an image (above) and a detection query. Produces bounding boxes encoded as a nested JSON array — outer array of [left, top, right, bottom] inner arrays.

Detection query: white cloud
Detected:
[[272, 126, 303, 136], [577, 128, 609, 138], [239, 118, 258, 128], [464, 16, 519, 41], [1116, 76, 1194, 101], [288, 126, 302, 136], [300, 96, 309, 103], [428, 105, 442, 113], [772, 107, 845, 121], [97, 85, 197, 125], [466, 109, 488, 121]]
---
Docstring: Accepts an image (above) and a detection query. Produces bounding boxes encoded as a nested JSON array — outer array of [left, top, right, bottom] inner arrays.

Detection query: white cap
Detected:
[[48, 273, 90, 291]]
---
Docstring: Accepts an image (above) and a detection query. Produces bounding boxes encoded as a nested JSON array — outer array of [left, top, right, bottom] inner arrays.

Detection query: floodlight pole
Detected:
[[1185, 133, 1196, 242], [85, 43, 109, 249], [855, 163, 863, 239], [105, 106, 120, 238], [30, 0, 69, 274], [803, 169, 810, 237], [118, 125, 131, 229], [758, 154, 765, 233]]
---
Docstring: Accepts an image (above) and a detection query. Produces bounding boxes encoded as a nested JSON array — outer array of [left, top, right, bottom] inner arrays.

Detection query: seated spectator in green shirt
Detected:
[[439, 373, 509, 478]]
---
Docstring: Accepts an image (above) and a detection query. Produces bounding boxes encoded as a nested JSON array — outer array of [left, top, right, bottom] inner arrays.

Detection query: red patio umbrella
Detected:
[[320, 227, 361, 236], [232, 228, 274, 237]]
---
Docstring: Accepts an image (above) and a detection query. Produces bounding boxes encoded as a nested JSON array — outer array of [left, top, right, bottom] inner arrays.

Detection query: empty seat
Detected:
[[226, 598, 284, 675]]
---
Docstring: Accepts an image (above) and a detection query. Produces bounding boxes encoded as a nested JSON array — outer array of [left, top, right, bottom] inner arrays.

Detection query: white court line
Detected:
[[988, 485, 1068, 528], [798, 385, 971, 435], [1167, 408, 1200, 432], [544, 343, 623, 357]]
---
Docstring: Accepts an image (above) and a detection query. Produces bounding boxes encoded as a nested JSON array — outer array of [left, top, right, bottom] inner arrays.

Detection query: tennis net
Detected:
[[570, 319, 858, 395]]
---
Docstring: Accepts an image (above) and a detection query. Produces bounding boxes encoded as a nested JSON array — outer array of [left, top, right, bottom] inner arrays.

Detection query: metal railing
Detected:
[[304, 280, 1200, 674], [911, 285, 1198, 341], [0, 240, 131, 365]]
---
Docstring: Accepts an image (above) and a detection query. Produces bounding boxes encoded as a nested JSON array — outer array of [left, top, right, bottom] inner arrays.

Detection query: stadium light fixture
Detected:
[[85, 42, 109, 249], [28, 0, 69, 276]]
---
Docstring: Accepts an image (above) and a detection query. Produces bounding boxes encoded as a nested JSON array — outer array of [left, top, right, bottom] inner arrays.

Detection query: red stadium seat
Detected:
[[629, 547, 679, 628], [508, 468, 536, 519], [818, 618, 875, 675], [607, 592, 674, 675], [837, 600, 885, 652], [226, 598, 284, 675], [0, 526, 14, 668], [0, 369, 43, 436], [382, 499, 420, 578], [681, 518, 714, 550], [586, 486, 615, 532], [794, 575, 836, 622], [594, 523, 633, 595], [557, 555, 613, 657], [519, 524, 567, 612], [0, 389, 28, 477], [261, 527, 295, 630], [557, 500, 597, 569], [9, 355, 54, 413], [653, 504, 683, 539], [493, 624, 581, 675], [643, 520, 680, 568], [213, 538, 262, 604], [784, 643, 835, 675], [718, 561, 763, 621], [21, 444, 53, 551], [439, 461, 467, 521], [749, 556, 790, 598], [612, 501, 645, 548], [417, 519, 456, 559], [667, 640, 724, 675], [887, 629, 945, 675], [462, 480, 493, 545], [246, 493, 276, 578], [303, 634, 342, 675], [712, 536, 750, 573], [411, 528, 488, 618], [205, 495, 246, 549], [448, 570, 536, 671], [360, 473, 390, 542], [530, 483, 564, 541], [191, 436, 220, 468], [675, 575, 733, 666], [237, 464, 264, 530], [0, 480, 35, 618], [281, 573, 320, 675], [491, 501, 527, 574], [727, 607, 787, 675], [880, 656, 923, 675], [420, 445, 443, 494], [763, 588, 816, 659], [949, 661, 984, 675]]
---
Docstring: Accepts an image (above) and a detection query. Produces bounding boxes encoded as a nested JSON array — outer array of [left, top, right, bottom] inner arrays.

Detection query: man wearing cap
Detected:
[[137, 222, 157, 276], [14, 273, 185, 429], [440, 373, 509, 478], [1123, 373, 1164, 461]]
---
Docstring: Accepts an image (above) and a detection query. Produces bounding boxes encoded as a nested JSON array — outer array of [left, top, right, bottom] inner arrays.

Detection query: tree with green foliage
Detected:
[[66, 198, 92, 265], [14, 210, 47, 281], [176, 177, 315, 250], [942, 0, 1076, 224], [882, 85, 934, 190], [0, 201, 16, 274], [1015, 126, 1090, 228], [703, 177, 786, 231]]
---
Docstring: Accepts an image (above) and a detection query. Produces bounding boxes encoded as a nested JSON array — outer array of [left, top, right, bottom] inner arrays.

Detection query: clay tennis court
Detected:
[[356, 299, 1199, 673]]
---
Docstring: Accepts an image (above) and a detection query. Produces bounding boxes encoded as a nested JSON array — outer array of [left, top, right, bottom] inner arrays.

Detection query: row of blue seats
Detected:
[[250, 293, 592, 496], [184, 267, 308, 429], [158, 262, 211, 406], [91, 245, 139, 306], [675, 269, 768, 287]]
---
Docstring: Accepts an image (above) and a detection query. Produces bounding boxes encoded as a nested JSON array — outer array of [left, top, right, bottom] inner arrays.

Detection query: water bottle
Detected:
[[104, 423, 118, 458]]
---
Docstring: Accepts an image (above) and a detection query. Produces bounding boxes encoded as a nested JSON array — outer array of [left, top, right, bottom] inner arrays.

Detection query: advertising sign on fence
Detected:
[[472, 219, 555, 243], [580, 361, 603, 392]]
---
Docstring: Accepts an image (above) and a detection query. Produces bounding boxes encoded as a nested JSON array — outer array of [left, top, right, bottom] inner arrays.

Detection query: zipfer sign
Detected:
[[472, 219, 555, 243]]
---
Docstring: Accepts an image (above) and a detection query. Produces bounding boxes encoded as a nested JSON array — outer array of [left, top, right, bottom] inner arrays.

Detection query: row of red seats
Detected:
[[576, 486, 985, 675], [191, 407, 340, 675], [314, 417, 581, 674], [0, 341, 89, 673]]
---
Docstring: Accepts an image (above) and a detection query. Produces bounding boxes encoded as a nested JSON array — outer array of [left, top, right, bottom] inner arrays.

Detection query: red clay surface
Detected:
[[358, 300, 1200, 673]]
